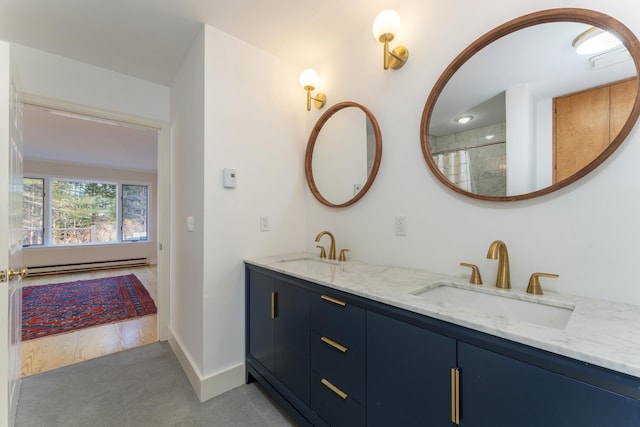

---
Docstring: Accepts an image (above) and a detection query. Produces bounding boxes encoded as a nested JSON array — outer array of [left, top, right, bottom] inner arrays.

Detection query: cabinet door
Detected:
[[458, 342, 640, 426], [554, 86, 610, 183], [367, 311, 457, 427], [610, 77, 638, 140], [247, 270, 275, 373], [275, 280, 310, 404]]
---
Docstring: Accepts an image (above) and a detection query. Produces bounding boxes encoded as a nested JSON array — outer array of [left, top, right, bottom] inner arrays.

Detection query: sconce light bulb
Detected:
[[373, 10, 401, 41], [299, 69, 320, 90]]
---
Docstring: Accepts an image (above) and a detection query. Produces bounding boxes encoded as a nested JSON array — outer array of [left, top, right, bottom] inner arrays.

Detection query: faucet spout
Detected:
[[486, 240, 511, 289], [315, 231, 336, 260]]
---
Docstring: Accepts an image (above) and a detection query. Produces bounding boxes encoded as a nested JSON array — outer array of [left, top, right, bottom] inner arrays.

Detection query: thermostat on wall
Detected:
[[223, 168, 237, 188]]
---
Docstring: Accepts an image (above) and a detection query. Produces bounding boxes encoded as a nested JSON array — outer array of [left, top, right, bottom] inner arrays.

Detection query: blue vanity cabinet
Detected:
[[247, 269, 276, 373], [457, 342, 640, 426], [366, 310, 457, 426], [246, 268, 311, 407], [246, 264, 640, 426], [310, 292, 367, 427], [365, 305, 640, 427]]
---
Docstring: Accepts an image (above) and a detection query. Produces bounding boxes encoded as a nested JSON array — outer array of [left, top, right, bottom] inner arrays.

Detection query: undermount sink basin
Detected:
[[410, 282, 574, 329], [276, 256, 340, 266]]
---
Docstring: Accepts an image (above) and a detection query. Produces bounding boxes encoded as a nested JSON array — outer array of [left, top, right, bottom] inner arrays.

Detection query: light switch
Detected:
[[223, 168, 237, 188], [187, 216, 195, 232], [260, 216, 269, 231]]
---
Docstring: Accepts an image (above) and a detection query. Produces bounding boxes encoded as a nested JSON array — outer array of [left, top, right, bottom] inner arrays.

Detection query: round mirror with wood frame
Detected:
[[421, 8, 640, 201], [305, 102, 382, 207]]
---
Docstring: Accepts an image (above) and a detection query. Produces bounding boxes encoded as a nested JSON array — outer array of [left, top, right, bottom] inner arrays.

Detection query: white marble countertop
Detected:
[[245, 253, 640, 379]]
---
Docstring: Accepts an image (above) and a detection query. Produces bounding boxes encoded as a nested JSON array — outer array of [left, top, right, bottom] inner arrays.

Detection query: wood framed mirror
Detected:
[[420, 8, 640, 201], [305, 102, 382, 207]]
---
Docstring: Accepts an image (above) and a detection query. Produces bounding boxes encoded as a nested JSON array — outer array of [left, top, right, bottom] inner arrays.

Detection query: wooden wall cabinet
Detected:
[[554, 77, 638, 182]]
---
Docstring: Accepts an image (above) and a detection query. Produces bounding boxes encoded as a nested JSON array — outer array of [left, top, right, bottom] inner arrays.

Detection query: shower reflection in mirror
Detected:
[[430, 93, 507, 197]]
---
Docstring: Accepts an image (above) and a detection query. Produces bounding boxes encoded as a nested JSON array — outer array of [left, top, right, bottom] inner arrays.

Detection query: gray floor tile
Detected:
[[16, 342, 297, 427]]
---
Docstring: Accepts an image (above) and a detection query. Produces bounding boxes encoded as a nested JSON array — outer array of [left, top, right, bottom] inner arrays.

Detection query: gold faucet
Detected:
[[486, 240, 510, 289], [315, 231, 336, 260]]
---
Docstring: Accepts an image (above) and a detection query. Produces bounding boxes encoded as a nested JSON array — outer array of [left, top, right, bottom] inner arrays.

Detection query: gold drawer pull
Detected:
[[271, 292, 277, 319], [321, 294, 346, 307], [321, 336, 347, 353], [321, 378, 348, 400], [451, 368, 460, 425]]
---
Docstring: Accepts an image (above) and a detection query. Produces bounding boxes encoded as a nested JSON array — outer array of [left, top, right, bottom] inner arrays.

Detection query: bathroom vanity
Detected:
[[245, 255, 640, 426]]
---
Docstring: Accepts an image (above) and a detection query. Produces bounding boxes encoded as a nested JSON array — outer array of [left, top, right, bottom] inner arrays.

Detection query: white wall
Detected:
[[303, 0, 640, 306], [11, 45, 169, 123], [200, 23, 306, 380], [170, 24, 308, 398], [170, 29, 206, 372], [22, 159, 157, 268]]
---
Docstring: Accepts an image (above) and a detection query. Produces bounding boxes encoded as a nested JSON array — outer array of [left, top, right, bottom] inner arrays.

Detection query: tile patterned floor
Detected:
[[16, 342, 298, 427]]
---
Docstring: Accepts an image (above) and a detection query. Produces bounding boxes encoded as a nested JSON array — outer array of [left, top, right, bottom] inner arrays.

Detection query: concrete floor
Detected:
[[16, 342, 297, 427]]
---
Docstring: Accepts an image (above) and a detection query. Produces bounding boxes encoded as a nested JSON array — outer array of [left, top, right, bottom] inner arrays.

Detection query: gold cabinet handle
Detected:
[[451, 368, 460, 425], [320, 294, 346, 307], [8, 267, 28, 280], [271, 292, 277, 319], [321, 378, 348, 400], [321, 336, 347, 353]]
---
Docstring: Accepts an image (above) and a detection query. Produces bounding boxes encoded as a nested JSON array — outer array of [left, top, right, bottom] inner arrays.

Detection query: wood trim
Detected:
[[420, 8, 640, 202], [305, 101, 383, 208]]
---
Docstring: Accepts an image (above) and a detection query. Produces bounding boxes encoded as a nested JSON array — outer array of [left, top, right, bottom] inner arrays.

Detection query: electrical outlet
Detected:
[[260, 216, 269, 231], [395, 215, 407, 236]]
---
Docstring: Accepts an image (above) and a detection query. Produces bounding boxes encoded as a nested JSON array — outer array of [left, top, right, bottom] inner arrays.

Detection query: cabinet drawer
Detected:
[[311, 331, 365, 406], [310, 292, 365, 355], [311, 372, 366, 427]]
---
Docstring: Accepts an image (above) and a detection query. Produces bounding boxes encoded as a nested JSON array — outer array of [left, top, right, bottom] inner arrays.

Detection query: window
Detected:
[[51, 179, 117, 244], [122, 184, 148, 241], [22, 177, 150, 247], [22, 178, 44, 246]]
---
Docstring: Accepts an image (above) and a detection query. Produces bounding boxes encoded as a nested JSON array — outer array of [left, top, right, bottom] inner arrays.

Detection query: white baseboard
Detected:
[[168, 327, 245, 402]]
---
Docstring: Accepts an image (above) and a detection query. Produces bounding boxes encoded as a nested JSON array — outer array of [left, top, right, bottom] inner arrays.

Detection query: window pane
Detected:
[[122, 184, 148, 241], [22, 177, 44, 246], [51, 180, 117, 244]]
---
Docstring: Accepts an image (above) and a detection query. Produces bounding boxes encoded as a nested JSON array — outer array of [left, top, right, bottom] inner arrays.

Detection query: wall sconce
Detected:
[[373, 10, 409, 70], [299, 69, 327, 111]]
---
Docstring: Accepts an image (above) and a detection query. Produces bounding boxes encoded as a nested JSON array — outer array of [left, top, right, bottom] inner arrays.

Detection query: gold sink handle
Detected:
[[526, 272, 559, 295], [460, 263, 482, 285], [316, 245, 327, 258], [339, 249, 350, 262]]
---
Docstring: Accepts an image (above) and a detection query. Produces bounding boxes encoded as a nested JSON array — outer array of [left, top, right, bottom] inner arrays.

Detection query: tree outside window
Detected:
[[22, 177, 44, 246], [51, 180, 117, 244], [122, 184, 148, 241], [22, 177, 150, 246]]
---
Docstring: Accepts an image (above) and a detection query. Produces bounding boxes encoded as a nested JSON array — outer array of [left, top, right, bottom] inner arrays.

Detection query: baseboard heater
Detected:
[[27, 257, 149, 277]]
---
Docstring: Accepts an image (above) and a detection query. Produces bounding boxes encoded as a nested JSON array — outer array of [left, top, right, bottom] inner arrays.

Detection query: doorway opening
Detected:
[[18, 99, 170, 375]]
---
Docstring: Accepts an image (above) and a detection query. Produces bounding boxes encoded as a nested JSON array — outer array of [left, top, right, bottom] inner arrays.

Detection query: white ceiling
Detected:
[[23, 106, 159, 173], [1, 0, 391, 173], [0, 0, 391, 85]]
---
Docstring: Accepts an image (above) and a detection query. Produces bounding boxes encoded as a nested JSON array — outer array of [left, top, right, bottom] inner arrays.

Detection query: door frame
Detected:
[[22, 93, 171, 341]]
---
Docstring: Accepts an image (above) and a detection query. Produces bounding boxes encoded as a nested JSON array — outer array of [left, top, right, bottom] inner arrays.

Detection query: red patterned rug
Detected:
[[22, 274, 157, 340]]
